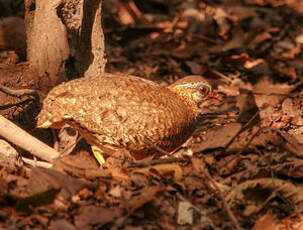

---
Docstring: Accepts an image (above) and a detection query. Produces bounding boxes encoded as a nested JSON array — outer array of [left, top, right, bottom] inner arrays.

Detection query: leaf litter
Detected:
[[0, 0, 303, 229]]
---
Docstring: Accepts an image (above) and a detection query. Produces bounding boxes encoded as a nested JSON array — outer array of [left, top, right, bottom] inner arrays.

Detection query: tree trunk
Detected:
[[25, 0, 106, 90]]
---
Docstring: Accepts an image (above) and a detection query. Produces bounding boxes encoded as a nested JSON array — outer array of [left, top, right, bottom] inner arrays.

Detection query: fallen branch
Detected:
[[0, 84, 40, 99], [0, 115, 60, 162]]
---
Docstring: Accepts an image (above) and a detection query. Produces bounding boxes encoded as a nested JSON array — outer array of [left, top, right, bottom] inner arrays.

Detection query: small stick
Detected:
[[22, 157, 53, 168], [209, 69, 233, 83], [203, 169, 243, 230], [224, 110, 259, 150], [0, 84, 39, 99], [0, 115, 60, 162], [128, 157, 186, 168]]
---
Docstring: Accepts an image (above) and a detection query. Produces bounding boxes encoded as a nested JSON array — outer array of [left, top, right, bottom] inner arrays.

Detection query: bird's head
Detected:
[[168, 75, 220, 112]]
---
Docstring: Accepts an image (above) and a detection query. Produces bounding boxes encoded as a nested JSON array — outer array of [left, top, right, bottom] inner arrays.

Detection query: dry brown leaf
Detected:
[[28, 167, 89, 201], [50, 219, 75, 230], [77, 187, 93, 200], [282, 43, 301, 59], [185, 61, 202, 75], [211, 7, 230, 38], [224, 6, 258, 21], [251, 31, 272, 46], [118, 3, 135, 25], [289, 127, 303, 144], [244, 58, 264, 69], [223, 53, 264, 69], [53, 150, 99, 179], [191, 123, 242, 153], [278, 131, 303, 157], [252, 214, 281, 230], [16, 188, 60, 212], [223, 53, 250, 66], [253, 210, 303, 229], [296, 34, 303, 44], [74, 205, 119, 229], [109, 185, 122, 198], [110, 166, 132, 184], [126, 185, 164, 216], [227, 178, 303, 213], [236, 88, 259, 123], [133, 163, 183, 181], [282, 98, 303, 126], [253, 77, 294, 126], [0, 139, 19, 168], [290, 213, 303, 229]]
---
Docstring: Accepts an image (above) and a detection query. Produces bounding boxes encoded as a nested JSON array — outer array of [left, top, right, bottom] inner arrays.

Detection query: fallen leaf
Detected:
[[133, 163, 183, 181], [236, 88, 259, 123], [282, 43, 301, 59], [28, 167, 90, 201], [185, 61, 202, 75], [252, 214, 280, 230], [16, 188, 60, 212], [0, 139, 19, 168], [126, 185, 164, 216], [74, 205, 119, 229], [212, 7, 231, 38], [109, 185, 122, 198], [50, 219, 76, 230], [177, 201, 193, 225], [251, 31, 272, 47], [191, 123, 242, 152]]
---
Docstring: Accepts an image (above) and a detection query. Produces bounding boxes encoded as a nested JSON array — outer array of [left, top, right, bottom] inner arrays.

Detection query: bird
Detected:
[[37, 73, 219, 164]]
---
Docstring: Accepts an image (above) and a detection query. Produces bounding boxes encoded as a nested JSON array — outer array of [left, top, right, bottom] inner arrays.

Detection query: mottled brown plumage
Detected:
[[37, 73, 215, 160]]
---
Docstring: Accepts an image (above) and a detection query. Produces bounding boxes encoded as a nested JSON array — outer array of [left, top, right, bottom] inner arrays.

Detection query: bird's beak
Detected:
[[206, 91, 222, 101]]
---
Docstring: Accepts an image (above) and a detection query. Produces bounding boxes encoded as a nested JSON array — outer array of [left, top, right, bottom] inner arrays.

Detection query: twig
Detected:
[[201, 114, 238, 119], [120, 0, 148, 24], [22, 157, 53, 168], [192, 34, 220, 44], [243, 126, 264, 150], [209, 69, 233, 83], [224, 110, 259, 150], [0, 115, 60, 162], [0, 84, 39, 99], [128, 157, 186, 168], [203, 169, 243, 230]]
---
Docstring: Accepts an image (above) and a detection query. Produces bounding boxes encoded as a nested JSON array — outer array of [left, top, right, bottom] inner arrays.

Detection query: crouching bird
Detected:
[[37, 73, 220, 165]]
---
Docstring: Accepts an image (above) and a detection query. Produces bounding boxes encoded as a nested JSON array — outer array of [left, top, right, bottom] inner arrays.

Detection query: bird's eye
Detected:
[[199, 87, 209, 95]]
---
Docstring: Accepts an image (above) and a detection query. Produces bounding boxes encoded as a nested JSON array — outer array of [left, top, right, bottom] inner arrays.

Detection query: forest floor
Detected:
[[0, 0, 303, 229]]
